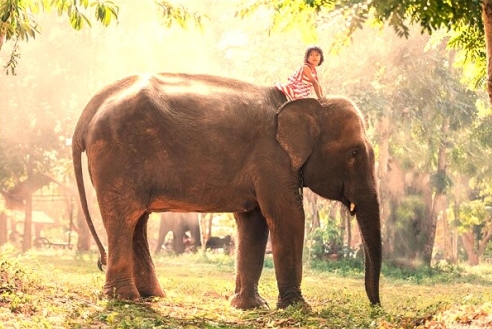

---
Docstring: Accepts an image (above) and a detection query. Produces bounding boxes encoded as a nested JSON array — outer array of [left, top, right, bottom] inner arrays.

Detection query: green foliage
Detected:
[[236, 0, 338, 44], [0, 0, 40, 42], [0, 0, 119, 74], [237, 0, 488, 89], [455, 199, 490, 233], [306, 226, 345, 260], [306, 228, 327, 260], [1, 0, 40, 75], [473, 114, 492, 148], [390, 195, 428, 260], [369, 0, 483, 36], [0, 99, 67, 191], [382, 261, 470, 284], [395, 196, 426, 228], [154, 0, 206, 29], [430, 170, 453, 194], [309, 258, 364, 277], [309, 255, 491, 285], [92, 0, 118, 27], [0, 254, 42, 314], [304, 204, 348, 262], [184, 250, 236, 268]]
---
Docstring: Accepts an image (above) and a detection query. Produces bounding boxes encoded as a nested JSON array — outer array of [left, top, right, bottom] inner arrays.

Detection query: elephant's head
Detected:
[[276, 97, 381, 305]]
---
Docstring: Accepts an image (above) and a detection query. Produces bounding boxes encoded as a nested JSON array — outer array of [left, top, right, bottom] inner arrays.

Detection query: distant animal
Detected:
[[206, 235, 232, 250], [155, 212, 201, 254]]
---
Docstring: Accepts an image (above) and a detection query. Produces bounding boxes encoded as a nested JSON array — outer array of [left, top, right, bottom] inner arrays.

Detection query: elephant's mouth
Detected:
[[349, 202, 356, 215], [340, 183, 357, 216], [341, 196, 357, 217]]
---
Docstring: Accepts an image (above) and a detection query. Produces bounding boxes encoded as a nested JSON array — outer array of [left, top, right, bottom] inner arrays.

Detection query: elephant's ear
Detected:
[[276, 98, 321, 171]]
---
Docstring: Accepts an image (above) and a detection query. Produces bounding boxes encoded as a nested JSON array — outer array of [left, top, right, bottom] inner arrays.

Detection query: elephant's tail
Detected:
[[72, 142, 107, 271]]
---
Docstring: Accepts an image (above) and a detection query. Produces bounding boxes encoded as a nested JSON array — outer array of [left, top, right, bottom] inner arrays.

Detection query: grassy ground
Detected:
[[1, 247, 492, 328]]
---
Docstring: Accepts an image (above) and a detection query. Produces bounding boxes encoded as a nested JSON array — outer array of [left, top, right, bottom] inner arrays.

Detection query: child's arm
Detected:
[[303, 65, 323, 99]]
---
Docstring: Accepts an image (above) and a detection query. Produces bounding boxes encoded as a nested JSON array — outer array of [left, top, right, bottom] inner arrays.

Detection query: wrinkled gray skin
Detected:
[[72, 73, 382, 309], [155, 212, 201, 254]]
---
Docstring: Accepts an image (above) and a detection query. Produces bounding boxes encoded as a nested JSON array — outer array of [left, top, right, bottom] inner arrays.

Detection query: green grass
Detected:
[[1, 247, 492, 328]]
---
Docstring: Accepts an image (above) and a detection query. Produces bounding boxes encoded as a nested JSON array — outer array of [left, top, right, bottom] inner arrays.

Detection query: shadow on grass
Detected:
[[92, 298, 318, 329], [93, 298, 390, 329], [91, 298, 182, 328]]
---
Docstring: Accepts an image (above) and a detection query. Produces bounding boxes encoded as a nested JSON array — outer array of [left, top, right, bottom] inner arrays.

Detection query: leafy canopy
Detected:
[[0, 0, 205, 75], [237, 0, 486, 88], [0, 0, 119, 74]]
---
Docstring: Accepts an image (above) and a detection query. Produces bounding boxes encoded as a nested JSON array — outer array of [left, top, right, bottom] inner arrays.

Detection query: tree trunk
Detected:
[[10, 218, 17, 242], [311, 197, 320, 232], [22, 194, 33, 252], [304, 190, 320, 233], [451, 225, 458, 262], [422, 116, 449, 266], [440, 206, 455, 262], [22, 154, 33, 252], [346, 213, 352, 250], [477, 218, 492, 258], [482, 0, 492, 105], [198, 213, 211, 252], [424, 193, 443, 265], [207, 214, 212, 239], [0, 211, 7, 245], [461, 231, 480, 266], [377, 116, 392, 257]]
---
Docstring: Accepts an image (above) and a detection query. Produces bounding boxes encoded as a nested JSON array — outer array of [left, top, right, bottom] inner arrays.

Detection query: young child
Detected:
[[275, 46, 324, 100]]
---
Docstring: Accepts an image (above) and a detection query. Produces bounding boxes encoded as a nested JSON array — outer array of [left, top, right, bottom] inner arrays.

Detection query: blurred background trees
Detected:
[[1, 0, 491, 267]]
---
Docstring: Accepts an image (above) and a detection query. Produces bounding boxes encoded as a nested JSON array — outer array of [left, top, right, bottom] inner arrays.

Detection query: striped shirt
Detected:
[[275, 64, 318, 100]]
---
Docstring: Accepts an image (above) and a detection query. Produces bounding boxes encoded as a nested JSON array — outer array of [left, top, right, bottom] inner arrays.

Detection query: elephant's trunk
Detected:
[[355, 199, 382, 305]]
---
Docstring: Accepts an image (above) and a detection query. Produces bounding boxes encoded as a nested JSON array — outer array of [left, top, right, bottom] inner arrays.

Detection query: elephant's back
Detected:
[[151, 73, 284, 118], [72, 74, 143, 151], [76, 72, 284, 160], [82, 72, 281, 125]]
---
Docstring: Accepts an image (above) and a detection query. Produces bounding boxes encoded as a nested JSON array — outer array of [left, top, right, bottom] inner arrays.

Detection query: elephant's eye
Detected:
[[351, 149, 359, 158]]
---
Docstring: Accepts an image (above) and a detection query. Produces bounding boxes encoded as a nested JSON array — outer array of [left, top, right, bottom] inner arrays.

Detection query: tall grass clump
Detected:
[[0, 253, 42, 314]]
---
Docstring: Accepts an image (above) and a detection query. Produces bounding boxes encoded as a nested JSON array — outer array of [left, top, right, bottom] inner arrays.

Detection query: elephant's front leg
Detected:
[[132, 213, 165, 298], [268, 204, 308, 309], [231, 208, 269, 309]]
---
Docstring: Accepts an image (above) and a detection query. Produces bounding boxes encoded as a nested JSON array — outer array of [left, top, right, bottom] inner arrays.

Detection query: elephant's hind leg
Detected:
[[230, 208, 269, 309], [101, 206, 140, 300], [132, 212, 165, 298]]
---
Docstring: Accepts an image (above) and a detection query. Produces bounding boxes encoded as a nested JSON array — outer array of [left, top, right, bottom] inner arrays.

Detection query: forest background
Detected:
[[0, 0, 492, 269]]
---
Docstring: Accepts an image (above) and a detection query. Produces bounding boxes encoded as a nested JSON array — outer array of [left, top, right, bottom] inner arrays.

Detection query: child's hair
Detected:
[[304, 46, 324, 66]]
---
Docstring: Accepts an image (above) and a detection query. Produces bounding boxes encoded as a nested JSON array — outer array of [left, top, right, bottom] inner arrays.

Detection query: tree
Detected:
[[235, 0, 492, 266], [0, 0, 205, 75], [448, 105, 492, 264], [0, 0, 210, 251], [455, 200, 492, 265], [305, 20, 490, 266], [0, 0, 118, 74], [237, 0, 491, 106]]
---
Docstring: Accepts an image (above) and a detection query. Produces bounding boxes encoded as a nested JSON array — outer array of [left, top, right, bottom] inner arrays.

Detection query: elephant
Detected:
[[72, 72, 382, 310], [155, 212, 201, 254]]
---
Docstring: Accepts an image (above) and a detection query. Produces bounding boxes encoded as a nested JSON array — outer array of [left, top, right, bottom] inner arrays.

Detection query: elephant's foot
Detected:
[[277, 288, 311, 310], [137, 285, 166, 299], [230, 293, 269, 310], [103, 283, 140, 300], [277, 298, 311, 311]]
